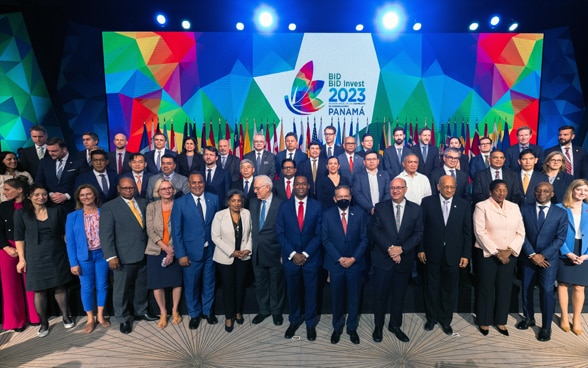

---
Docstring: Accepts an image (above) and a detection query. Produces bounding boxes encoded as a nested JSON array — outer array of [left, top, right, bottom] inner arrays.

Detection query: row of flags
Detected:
[[139, 117, 513, 159]]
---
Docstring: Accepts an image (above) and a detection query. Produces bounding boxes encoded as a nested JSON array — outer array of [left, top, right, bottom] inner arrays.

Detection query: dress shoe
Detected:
[[188, 317, 201, 330], [37, 324, 49, 338], [136, 313, 158, 322], [424, 321, 436, 331], [13, 326, 26, 333], [119, 322, 132, 334], [478, 326, 489, 336], [560, 321, 571, 332], [273, 314, 284, 326], [348, 330, 360, 344], [252, 314, 269, 324], [202, 314, 218, 325], [496, 326, 509, 336], [372, 327, 383, 342], [285, 323, 300, 339], [307, 327, 317, 341], [331, 329, 342, 344], [389, 326, 410, 342], [515, 319, 536, 330], [441, 324, 453, 335], [235, 314, 244, 325], [225, 319, 234, 333], [573, 327, 583, 336], [63, 316, 75, 329], [537, 328, 551, 342]]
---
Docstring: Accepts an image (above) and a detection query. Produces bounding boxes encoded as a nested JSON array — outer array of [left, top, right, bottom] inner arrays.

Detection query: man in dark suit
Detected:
[[77, 132, 100, 173], [297, 141, 326, 198], [418, 175, 472, 335], [19, 124, 47, 178], [108, 133, 132, 175], [74, 150, 119, 204], [273, 158, 297, 200], [275, 132, 308, 177], [232, 159, 256, 208], [322, 185, 368, 344], [410, 127, 439, 177], [504, 126, 544, 172], [337, 136, 364, 183], [250, 175, 285, 326], [469, 136, 493, 181], [35, 137, 82, 213], [121, 153, 153, 199], [429, 148, 471, 201], [517, 182, 567, 342], [371, 177, 424, 343], [100, 177, 157, 334], [276, 175, 323, 341], [172, 173, 220, 329], [202, 146, 231, 205], [145, 155, 189, 201], [217, 139, 240, 184], [544, 125, 588, 179], [144, 133, 177, 174], [320, 125, 344, 159], [383, 127, 410, 179], [352, 151, 391, 216], [472, 149, 521, 205], [516, 149, 549, 206], [244, 133, 277, 179]]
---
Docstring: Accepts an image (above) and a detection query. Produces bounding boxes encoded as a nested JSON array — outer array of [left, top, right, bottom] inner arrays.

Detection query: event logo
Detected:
[[284, 61, 325, 115]]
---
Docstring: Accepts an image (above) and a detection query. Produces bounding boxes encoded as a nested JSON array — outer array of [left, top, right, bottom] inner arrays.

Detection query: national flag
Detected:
[[460, 122, 466, 149], [446, 121, 452, 147], [265, 122, 271, 152], [490, 120, 498, 148], [273, 122, 278, 154], [170, 123, 176, 152], [298, 120, 304, 152], [336, 119, 341, 145], [312, 119, 318, 143], [191, 121, 198, 152], [139, 121, 150, 154], [243, 119, 251, 155], [182, 120, 189, 148], [471, 129, 481, 156], [201, 121, 206, 150], [239, 122, 245, 157], [163, 120, 169, 149], [413, 122, 419, 146], [483, 122, 488, 138], [342, 118, 346, 142], [502, 120, 511, 149], [465, 122, 471, 156], [318, 117, 323, 144], [379, 124, 386, 156], [292, 118, 298, 139], [278, 120, 284, 152], [355, 120, 360, 150], [306, 118, 311, 148], [150, 118, 155, 150], [209, 120, 215, 147], [234, 123, 241, 159], [430, 120, 436, 148]]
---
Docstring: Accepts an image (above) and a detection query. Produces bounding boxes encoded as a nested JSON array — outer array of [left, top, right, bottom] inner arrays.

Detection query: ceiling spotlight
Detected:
[[375, 3, 406, 35], [155, 13, 167, 26], [413, 22, 422, 31], [288, 23, 297, 31], [508, 22, 519, 31], [254, 6, 278, 32], [489, 15, 500, 27], [181, 20, 191, 30], [469, 22, 479, 31], [355, 24, 364, 32], [236, 22, 245, 31]]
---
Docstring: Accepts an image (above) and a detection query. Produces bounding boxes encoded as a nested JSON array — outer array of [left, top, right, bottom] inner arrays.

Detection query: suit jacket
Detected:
[[383, 145, 410, 179], [320, 144, 344, 160], [0, 201, 18, 247], [144, 149, 177, 174], [108, 151, 132, 175], [250, 195, 283, 267], [217, 155, 240, 184], [76, 150, 93, 173], [469, 154, 490, 181], [321, 205, 368, 271], [144, 200, 173, 256], [65, 208, 101, 266], [550, 171, 574, 204], [419, 195, 472, 266], [352, 169, 391, 215], [275, 149, 308, 177], [232, 178, 256, 208], [371, 199, 423, 272], [121, 170, 153, 199], [472, 167, 522, 205], [297, 157, 327, 198], [521, 203, 567, 261], [243, 150, 276, 179], [171, 192, 219, 262], [273, 177, 296, 201], [145, 172, 190, 202], [337, 152, 364, 183], [35, 154, 83, 212], [516, 170, 549, 206], [175, 152, 204, 177], [276, 197, 323, 268], [458, 154, 470, 177], [504, 143, 545, 172], [411, 144, 440, 176], [14, 206, 65, 248], [211, 208, 252, 265], [19, 145, 44, 178], [473, 197, 525, 257], [429, 167, 471, 201], [74, 169, 120, 204], [203, 166, 231, 204], [99, 196, 148, 264], [557, 202, 588, 257], [545, 145, 588, 179]]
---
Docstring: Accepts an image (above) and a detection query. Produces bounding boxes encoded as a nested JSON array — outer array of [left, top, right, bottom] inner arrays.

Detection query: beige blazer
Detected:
[[474, 197, 525, 258], [145, 200, 173, 256], [211, 208, 252, 265]]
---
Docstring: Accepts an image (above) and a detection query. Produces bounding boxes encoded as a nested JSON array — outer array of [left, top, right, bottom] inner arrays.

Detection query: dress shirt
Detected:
[[491, 167, 503, 180], [367, 169, 380, 207], [396, 171, 431, 205], [288, 196, 309, 260]]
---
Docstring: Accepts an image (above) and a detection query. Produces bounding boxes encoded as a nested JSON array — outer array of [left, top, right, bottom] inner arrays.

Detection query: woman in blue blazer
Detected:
[[66, 184, 110, 333], [556, 179, 588, 335]]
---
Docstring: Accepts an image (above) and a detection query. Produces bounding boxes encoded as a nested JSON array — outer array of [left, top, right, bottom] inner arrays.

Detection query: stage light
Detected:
[[489, 15, 500, 27], [413, 22, 422, 31], [355, 24, 364, 32], [375, 3, 406, 34], [236, 22, 245, 31], [508, 22, 519, 31], [254, 6, 278, 32], [181, 20, 191, 30], [288, 23, 297, 31], [155, 13, 167, 26], [469, 22, 479, 31]]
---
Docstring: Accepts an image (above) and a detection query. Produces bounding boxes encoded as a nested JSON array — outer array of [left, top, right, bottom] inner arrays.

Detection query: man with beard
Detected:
[[544, 125, 588, 179], [383, 127, 410, 179]]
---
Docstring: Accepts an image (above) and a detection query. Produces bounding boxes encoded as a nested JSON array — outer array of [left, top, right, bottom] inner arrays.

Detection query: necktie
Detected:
[[397, 148, 402, 165], [100, 174, 108, 194], [221, 156, 226, 168], [37, 146, 44, 159], [259, 200, 266, 230], [128, 200, 143, 228], [341, 211, 347, 235], [450, 169, 456, 178], [56, 159, 63, 181], [156, 151, 161, 171], [256, 153, 261, 171], [118, 153, 123, 174], [443, 200, 450, 225], [395, 204, 401, 231], [495, 170, 500, 180], [206, 168, 212, 185], [564, 147, 573, 174], [196, 197, 204, 219], [286, 180, 292, 199], [522, 173, 530, 194], [312, 160, 317, 183], [288, 152, 293, 160], [328, 146, 333, 158], [484, 155, 489, 168], [538, 205, 546, 228], [297, 201, 304, 231], [244, 180, 249, 194], [422, 145, 428, 162], [349, 155, 354, 172], [521, 145, 528, 151], [135, 175, 142, 194]]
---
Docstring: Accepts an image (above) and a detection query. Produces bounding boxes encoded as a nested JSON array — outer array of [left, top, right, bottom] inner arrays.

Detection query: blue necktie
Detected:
[[259, 200, 266, 230], [244, 180, 249, 194], [538, 206, 546, 228], [100, 174, 108, 195], [196, 197, 204, 219]]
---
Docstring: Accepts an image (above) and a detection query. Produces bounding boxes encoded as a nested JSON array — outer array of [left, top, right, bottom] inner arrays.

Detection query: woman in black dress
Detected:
[[316, 156, 350, 209], [176, 137, 204, 177]]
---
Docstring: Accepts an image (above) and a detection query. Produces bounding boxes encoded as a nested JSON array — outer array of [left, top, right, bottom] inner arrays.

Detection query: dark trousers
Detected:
[[283, 262, 319, 328], [183, 246, 215, 318], [372, 267, 410, 328], [330, 266, 363, 332], [216, 259, 250, 319], [424, 256, 460, 325], [112, 259, 148, 323], [521, 257, 557, 329], [253, 264, 285, 316]]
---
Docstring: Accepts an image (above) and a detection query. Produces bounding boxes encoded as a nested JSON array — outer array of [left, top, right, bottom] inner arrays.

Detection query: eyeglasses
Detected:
[[282, 166, 295, 170], [159, 187, 173, 191], [390, 186, 406, 190], [440, 185, 457, 189], [445, 156, 459, 160], [119, 187, 135, 191], [549, 159, 562, 162]]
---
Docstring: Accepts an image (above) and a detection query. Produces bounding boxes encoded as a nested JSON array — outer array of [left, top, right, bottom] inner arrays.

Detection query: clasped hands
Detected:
[[567, 253, 588, 265], [495, 249, 512, 264], [388, 245, 402, 264], [292, 253, 307, 266], [232, 249, 251, 260], [530, 253, 550, 268], [339, 257, 356, 268]]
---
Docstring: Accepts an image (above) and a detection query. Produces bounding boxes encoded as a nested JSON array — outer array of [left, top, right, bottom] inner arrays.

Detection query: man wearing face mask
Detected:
[[321, 185, 368, 345]]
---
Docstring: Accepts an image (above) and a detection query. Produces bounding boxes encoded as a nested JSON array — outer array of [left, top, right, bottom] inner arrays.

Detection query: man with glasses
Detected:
[[273, 159, 297, 200], [74, 150, 119, 203], [429, 148, 471, 201], [244, 133, 276, 179], [320, 125, 343, 159], [472, 149, 521, 205], [352, 150, 390, 216], [469, 136, 493, 181]]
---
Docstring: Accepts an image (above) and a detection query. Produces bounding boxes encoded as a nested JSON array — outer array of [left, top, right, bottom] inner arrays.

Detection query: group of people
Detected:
[[0, 123, 587, 346]]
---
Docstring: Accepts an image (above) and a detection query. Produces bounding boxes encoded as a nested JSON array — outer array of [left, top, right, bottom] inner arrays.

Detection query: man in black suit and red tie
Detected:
[[273, 158, 297, 201], [418, 175, 472, 335], [19, 124, 47, 179], [108, 133, 132, 175], [544, 125, 588, 179]]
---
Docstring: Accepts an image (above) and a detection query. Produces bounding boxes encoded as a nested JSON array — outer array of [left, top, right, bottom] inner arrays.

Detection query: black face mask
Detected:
[[336, 199, 350, 210]]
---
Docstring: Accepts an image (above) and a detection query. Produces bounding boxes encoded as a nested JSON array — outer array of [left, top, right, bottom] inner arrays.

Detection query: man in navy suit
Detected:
[[74, 150, 119, 204], [337, 136, 364, 183], [504, 126, 544, 172], [217, 139, 240, 184], [472, 149, 522, 205], [352, 150, 391, 216], [469, 136, 493, 181], [517, 182, 567, 341], [232, 159, 256, 209], [383, 127, 410, 179], [410, 127, 439, 177], [77, 131, 99, 173], [144, 133, 177, 174], [202, 146, 231, 205], [243, 133, 277, 179], [320, 125, 344, 159], [418, 175, 472, 335], [121, 153, 153, 199], [108, 133, 132, 175], [322, 185, 368, 344], [429, 148, 471, 201], [35, 137, 83, 213], [19, 124, 47, 178], [544, 125, 588, 179], [371, 177, 423, 343], [172, 173, 220, 329], [275, 132, 308, 177], [297, 141, 326, 198], [516, 149, 549, 206], [276, 175, 322, 341]]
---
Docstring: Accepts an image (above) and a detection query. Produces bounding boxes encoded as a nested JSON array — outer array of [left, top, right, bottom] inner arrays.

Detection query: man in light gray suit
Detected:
[[145, 154, 189, 201], [100, 177, 157, 334]]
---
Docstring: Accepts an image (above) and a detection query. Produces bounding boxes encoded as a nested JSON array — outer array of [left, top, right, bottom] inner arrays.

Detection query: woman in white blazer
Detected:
[[212, 189, 252, 333]]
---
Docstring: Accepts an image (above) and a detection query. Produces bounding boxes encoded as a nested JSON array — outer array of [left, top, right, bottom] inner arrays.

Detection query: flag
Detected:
[[355, 120, 360, 150], [483, 122, 488, 138], [292, 118, 298, 140], [379, 124, 386, 156], [412, 122, 419, 146], [408, 123, 413, 146], [273, 122, 278, 154], [265, 122, 271, 152], [182, 120, 189, 148], [312, 119, 318, 143], [318, 117, 323, 144], [278, 120, 284, 152], [209, 120, 215, 147], [239, 122, 245, 158], [243, 119, 251, 155], [465, 122, 471, 156], [191, 121, 198, 152], [446, 121, 452, 147], [342, 118, 346, 142], [336, 119, 341, 145], [502, 121, 511, 149], [233, 123, 241, 159], [150, 118, 155, 150], [306, 118, 311, 149], [490, 120, 498, 148], [139, 121, 150, 154], [471, 129, 481, 156], [460, 122, 466, 149], [201, 121, 206, 150], [163, 121, 169, 149], [298, 120, 304, 152], [170, 123, 176, 152], [349, 118, 354, 138], [430, 120, 436, 148]]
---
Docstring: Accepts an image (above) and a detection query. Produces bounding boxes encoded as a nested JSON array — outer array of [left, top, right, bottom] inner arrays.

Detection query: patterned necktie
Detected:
[[128, 200, 143, 228], [341, 211, 347, 235], [450, 169, 456, 178], [56, 159, 63, 181], [564, 147, 573, 174], [538, 205, 546, 228], [259, 200, 266, 230], [37, 146, 44, 159], [297, 201, 304, 231], [495, 170, 500, 180], [100, 174, 108, 194], [395, 204, 401, 231], [328, 146, 333, 158]]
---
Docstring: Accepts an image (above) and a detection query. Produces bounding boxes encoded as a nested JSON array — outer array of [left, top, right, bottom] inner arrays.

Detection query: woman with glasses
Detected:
[[543, 151, 574, 204]]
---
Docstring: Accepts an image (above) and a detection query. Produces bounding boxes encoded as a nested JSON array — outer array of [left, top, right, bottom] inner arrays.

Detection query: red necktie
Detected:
[[341, 211, 347, 235], [297, 201, 304, 231], [286, 180, 292, 199], [565, 147, 573, 174], [349, 156, 353, 172], [118, 153, 123, 174]]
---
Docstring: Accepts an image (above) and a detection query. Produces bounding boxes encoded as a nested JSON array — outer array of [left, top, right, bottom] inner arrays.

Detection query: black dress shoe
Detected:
[[389, 326, 410, 342], [235, 315, 244, 325], [496, 326, 509, 336], [478, 326, 489, 336], [225, 319, 234, 333], [13, 326, 26, 333], [252, 314, 269, 324], [120, 322, 132, 334], [515, 319, 536, 330], [202, 314, 218, 325], [441, 324, 453, 335], [285, 323, 300, 339], [372, 327, 383, 342], [348, 330, 360, 344], [272, 314, 284, 326], [136, 313, 158, 322], [537, 328, 551, 342], [307, 327, 317, 341], [189, 317, 201, 330], [331, 329, 342, 344], [424, 321, 436, 331]]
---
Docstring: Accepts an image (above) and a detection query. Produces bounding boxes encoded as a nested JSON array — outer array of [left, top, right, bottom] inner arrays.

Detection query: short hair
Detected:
[[161, 154, 176, 163], [559, 125, 575, 134], [225, 189, 245, 206], [324, 125, 337, 134], [82, 132, 99, 142], [30, 125, 47, 135], [152, 178, 176, 200], [254, 174, 273, 189], [46, 137, 66, 148], [153, 133, 167, 141], [518, 148, 536, 160], [334, 184, 352, 197], [4, 176, 30, 194], [74, 184, 101, 209], [240, 158, 254, 167], [327, 156, 340, 165], [516, 126, 532, 135], [364, 150, 379, 159], [542, 151, 566, 173], [285, 132, 298, 140], [489, 149, 504, 158], [362, 133, 374, 141], [479, 136, 492, 145], [489, 179, 507, 192], [562, 179, 588, 208], [308, 141, 321, 149], [204, 146, 218, 156], [393, 127, 404, 135], [282, 158, 296, 169], [420, 127, 432, 134], [129, 152, 145, 161], [90, 149, 107, 160], [403, 153, 418, 163], [253, 133, 265, 142], [443, 147, 461, 157]]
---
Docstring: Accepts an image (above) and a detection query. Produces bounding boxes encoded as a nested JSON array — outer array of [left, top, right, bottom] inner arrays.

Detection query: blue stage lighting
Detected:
[[469, 22, 479, 31], [254, 6, 278, 32], [181, 20, 191, 30], [155, 13, 167, 26], [288, 23, 297, 31], [355, 24, 364, 32], [508, 22, 519, 31], [413, 22, 422, 31], [375, 3, 406, 36], [490, 15, 500, 27], [236, 22, 245, 31]]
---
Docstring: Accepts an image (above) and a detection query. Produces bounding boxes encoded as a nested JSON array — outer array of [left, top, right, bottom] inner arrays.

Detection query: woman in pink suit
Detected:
[[0, 177, 39, 331]]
